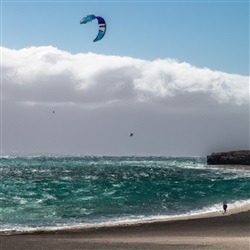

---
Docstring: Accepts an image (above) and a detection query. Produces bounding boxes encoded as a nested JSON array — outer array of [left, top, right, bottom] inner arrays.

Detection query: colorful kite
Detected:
[[80, 14, 106, 42]]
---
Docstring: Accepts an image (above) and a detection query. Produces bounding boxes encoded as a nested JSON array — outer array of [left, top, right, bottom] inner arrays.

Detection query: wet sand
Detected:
[[1, 205, 249, 250]]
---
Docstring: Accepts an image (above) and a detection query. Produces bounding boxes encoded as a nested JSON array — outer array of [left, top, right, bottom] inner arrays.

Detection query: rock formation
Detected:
[[207, 150, 250, 165]]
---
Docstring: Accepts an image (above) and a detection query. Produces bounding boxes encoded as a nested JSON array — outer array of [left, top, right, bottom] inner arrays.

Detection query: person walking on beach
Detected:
[[223, 204, 228, 214]]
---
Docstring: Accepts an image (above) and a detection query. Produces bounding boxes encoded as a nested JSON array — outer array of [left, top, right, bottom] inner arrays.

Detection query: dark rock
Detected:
[[207, 150, 250, 165]]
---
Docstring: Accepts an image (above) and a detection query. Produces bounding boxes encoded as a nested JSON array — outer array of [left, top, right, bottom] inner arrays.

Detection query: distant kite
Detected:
[[80, 14, 106, 42], [130, 133, 134, 137]]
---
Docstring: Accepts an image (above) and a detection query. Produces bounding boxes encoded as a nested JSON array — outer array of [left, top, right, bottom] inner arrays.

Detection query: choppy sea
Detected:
[[1, 155, 250, 233]]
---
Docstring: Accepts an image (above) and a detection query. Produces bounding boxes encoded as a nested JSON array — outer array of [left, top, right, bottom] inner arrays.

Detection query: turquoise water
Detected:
[[1, 156, 250, 232]]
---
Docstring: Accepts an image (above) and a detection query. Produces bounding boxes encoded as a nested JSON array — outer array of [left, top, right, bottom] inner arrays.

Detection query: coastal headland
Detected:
[[207, 150, 250, 165]]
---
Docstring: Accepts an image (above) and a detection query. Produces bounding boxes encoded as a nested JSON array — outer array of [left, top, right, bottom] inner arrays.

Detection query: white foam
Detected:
[[1, 199, 250, 235]]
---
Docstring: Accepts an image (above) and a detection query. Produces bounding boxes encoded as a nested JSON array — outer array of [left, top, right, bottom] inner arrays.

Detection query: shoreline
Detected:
[[1, 206, 249, 250], [205, 164, 250, 171], [1, 202, 249, 236]]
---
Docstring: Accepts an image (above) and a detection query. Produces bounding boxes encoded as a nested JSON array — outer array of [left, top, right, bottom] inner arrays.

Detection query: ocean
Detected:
[[1, 155, 250, 233]]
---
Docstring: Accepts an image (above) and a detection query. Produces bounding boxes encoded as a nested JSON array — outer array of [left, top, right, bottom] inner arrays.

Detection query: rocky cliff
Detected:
[[207, 150, 250, 165]]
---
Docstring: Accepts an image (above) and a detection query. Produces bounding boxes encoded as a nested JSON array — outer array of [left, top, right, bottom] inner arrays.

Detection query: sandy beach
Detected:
[[1, 205, 249, 250]]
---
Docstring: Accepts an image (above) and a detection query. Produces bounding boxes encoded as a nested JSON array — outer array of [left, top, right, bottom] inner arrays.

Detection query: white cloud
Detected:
[[2, 46, 249, 156], [2, 46, 249, 107]]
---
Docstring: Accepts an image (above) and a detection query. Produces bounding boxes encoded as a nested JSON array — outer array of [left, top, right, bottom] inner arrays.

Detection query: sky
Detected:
[[1, 0, 249, 156]]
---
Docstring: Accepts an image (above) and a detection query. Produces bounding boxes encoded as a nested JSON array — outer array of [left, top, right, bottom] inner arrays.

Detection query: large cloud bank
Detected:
[[2, 46, 249, 107]]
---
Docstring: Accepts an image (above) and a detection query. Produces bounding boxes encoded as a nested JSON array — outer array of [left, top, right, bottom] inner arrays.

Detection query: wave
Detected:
[[1, 155, 249, 235]]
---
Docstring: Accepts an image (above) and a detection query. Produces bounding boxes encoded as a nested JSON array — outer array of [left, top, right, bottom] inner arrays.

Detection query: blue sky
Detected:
[[1, 1, 249, 156], [2, 1, 249, 75]]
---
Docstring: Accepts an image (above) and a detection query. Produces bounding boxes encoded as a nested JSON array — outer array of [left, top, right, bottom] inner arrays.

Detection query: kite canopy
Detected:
[[80, 14, 96, 24], [80, 14, 106, 42]]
